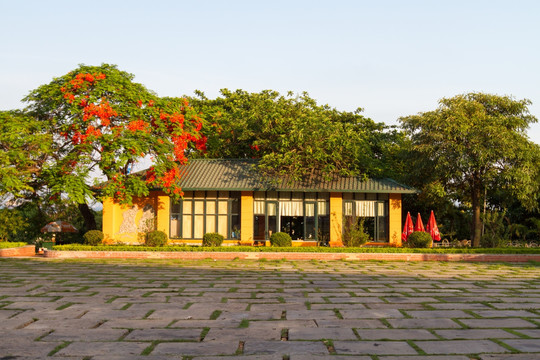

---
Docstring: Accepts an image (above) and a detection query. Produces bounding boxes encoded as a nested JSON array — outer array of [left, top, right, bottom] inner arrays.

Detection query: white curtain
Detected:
[[318, 200, 328, 216], [356, 201, 375, 217], [254, 201, 265, 215], [280, 201, 303, 216]]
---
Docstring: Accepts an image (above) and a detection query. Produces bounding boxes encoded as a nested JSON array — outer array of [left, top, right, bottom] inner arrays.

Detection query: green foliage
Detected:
[[400, 93, 540, 246], [406, 231, 433, 248], [83, 230, 104, 246], [0, 111, 52, 198], [0, 208, 26, 241], [145, 230, 168, 247], [270, 232, 292, 247], [190, 89, 398, 181], [202, 232, 224, 247], [0, 242, 27, 249], [342, 218, 371, 247], [481, 211, 510, 248]]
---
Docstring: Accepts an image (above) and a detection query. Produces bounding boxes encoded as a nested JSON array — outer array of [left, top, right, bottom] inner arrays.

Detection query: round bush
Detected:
[[145, 230, 168, 247], [202, 232, 224, 247], [83, 230, 104, 246], [270, 232, 292, 247], [406, 231, 433, 248]]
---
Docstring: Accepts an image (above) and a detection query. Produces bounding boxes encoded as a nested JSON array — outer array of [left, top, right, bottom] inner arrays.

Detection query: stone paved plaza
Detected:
[[0, 258, 539, 359]]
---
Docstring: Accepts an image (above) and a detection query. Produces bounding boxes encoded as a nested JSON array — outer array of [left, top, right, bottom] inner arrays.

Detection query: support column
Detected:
[[329, 192, 343, 247], [389, 193, 402, 247], [156, 191, 170, 239], [240, 191, 254, 245], [102, 197, 115, 243]]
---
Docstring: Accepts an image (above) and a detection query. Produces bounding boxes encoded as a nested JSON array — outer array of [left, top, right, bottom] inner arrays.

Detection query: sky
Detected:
[[1, 0, 540, 144]]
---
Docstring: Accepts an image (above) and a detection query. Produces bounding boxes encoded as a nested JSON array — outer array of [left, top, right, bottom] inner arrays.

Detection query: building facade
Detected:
[[103, 159, 416, 247]]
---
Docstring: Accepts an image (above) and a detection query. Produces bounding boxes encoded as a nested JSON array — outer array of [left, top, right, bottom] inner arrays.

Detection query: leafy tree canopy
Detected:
[[189, 89, 399, 181], [400, 92, 540, 246], [21, 64, 207, 205]]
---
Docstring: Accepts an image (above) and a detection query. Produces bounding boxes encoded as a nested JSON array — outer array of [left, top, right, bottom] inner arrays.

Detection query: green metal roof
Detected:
[[176, 159, 417, 194]]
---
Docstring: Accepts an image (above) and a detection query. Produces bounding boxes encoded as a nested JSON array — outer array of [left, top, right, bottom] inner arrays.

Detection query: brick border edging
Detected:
[[42, 250, 540, 262], [0, 245, 35, 257]]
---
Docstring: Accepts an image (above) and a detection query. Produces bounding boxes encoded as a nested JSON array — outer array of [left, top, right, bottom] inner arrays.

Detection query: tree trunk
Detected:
[[471, 185, 482, 247], [78, 203, 97, 231]]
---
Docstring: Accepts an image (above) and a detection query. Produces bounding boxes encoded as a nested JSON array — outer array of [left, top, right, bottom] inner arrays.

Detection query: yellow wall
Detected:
[[329, 192, 343, 247], [102, 191, 163, 244], [389, 193, 402, 247], [240, 191, 254, 244]]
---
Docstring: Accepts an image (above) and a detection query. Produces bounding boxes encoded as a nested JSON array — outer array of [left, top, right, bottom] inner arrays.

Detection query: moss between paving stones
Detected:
[[0, 242, 27, 249], [52, 244, 540, 254]]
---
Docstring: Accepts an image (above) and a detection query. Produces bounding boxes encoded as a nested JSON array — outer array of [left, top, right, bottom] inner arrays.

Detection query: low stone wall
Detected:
[[43, 250, 540, 262], [0, 245, 35, 257]]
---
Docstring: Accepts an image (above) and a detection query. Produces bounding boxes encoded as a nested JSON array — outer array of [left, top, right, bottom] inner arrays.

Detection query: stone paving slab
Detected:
[[0, 258, 539, 359], [415, 339, 510, 354]]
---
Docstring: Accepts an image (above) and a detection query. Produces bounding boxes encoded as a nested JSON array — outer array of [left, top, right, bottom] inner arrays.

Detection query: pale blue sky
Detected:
[[1, 0, 539, 143]]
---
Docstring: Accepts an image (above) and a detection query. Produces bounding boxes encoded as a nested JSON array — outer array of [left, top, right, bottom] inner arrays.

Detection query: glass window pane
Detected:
[[183, 191, 193, 199], [268, 202, 277, 216], [343, 193, 353, 200], [206, 201, 216, 214], [366, 193, 377, 200], [171, 202, 181, 214], [378, 193, 389, 200], [267, 191, 278, 200], [254, 215, 265, 240], [305, 193, 316, 200], [206, 191, 217, 199], [170, 215, 179, 238], [305, 203, 315, 217], [279, 191, 291, 199], [194, 215, 204, 238], [344, 202, 353, 216], [317, 200, 328, 216], [183, 201, 192, 214], [305, 216, 315, 240], [194, 201, 204, 214], [231, 198, 239, 214], [182, 215, 192, 238], [230, 215, 240, 239], [218, 215, 228, 237], [219, 191, 229, 198], [218, 201, 228, 214], [254, 201, 265, 215], [317, 192, 329, 200], [206, 215, 216, 233], [194, 191, 205, 199], [254, 191, 265, 200]]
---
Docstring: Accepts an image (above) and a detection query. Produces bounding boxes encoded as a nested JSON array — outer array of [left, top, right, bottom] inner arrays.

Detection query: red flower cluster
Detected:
[[83, 102, 117, 126], [127, 119, 149, 132], [250, 144, 260, 151]]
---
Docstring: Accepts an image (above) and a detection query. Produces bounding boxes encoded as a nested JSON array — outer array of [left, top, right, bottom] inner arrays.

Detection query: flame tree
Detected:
[[8, 64, 206, 229]]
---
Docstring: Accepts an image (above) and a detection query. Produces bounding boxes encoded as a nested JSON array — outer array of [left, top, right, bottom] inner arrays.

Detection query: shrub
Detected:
[[270, 232, 292, 247], [202, 232, 224, 247], [145, 230, 168, 247], [83, 230, 104, 246], [343, 218, 370, 247], [406, 231, 433, 248]]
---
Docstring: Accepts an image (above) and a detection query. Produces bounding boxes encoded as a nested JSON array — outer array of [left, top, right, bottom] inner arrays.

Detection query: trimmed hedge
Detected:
[[270, 232, 292, 247], [83, 230, 104, 246], [0, 242, 27, 249], [406, 231, 433, 248], [202, 232, 224, 247], [145, 230, 168, 247], [50, 244, 540, 254]]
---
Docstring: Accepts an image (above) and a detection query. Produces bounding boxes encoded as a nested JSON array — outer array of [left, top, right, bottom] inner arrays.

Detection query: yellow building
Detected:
[[102, 159, 416, 247]]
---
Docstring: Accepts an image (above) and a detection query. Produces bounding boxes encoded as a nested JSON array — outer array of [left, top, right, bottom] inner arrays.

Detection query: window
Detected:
[[170, 191, 241, 239], [343, 194, 388, 242], [254, 192, 330, 241]]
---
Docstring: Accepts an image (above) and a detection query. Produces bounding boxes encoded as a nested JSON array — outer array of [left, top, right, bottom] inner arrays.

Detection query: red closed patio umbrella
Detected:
[[415, 213, 425, 232], [401, 212, 414, 242], [426, 210, 441, 241]]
